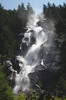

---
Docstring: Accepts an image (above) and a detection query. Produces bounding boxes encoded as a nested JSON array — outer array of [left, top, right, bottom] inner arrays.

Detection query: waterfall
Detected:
[[8, 13, 59, 94]]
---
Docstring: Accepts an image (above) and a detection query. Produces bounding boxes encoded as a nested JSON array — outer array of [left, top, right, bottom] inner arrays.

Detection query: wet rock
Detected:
[[22, 42, 28, 51], [12, 59, 20, 73], [30, 36, 36, 46], [37, 69, 58, 91]]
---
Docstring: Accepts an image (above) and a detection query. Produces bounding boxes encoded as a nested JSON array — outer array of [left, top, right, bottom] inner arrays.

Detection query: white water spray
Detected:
[[11, 13, 58, 94]]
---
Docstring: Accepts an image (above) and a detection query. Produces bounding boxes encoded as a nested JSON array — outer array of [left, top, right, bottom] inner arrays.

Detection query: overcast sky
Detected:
[[0, 0, 66, 14]]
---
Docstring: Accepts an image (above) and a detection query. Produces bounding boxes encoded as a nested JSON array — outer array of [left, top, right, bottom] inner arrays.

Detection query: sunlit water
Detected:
[[8, 14, 59, 94]]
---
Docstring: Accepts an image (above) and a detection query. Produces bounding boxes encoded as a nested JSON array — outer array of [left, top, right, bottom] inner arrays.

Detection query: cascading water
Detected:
[[13, 14, 48, 94], [8, 13, 59, 94]]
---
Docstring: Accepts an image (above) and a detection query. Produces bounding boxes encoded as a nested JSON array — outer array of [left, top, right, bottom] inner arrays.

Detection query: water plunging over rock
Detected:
[[8, 14, 59, 94]]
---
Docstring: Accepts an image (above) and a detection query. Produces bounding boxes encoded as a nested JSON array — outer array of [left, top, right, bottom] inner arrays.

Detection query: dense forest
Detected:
[[0, 2, 66, 100]]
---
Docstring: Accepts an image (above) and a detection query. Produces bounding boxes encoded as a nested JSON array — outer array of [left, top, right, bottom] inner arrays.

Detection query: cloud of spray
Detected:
[[27, 11, 45, 28]]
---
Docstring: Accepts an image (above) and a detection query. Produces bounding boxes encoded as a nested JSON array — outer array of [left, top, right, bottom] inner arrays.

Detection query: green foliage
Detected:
[[43, 2, 65, 20], [54, 5, 66, 96], [56, 76, 66, 95], [0, 6, 16, 57], [52, 97, 61, 100], [0, 3, 28, 57], [26, 93, 39, 100], [14, 93, 26, 100], [0, 65, 14, 100], [50, 96, 66, 100]]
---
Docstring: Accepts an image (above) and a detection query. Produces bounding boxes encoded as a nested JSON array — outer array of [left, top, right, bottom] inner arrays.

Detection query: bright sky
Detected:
[[0, 0, 66, 14]]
